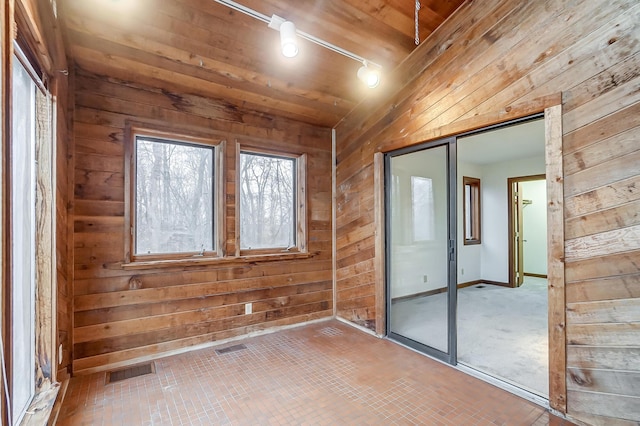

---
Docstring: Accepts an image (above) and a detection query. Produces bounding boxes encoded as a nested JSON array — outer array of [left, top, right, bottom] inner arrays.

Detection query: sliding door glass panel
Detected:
[[11, 57, 37, 423], [388, 144, 450, 353]]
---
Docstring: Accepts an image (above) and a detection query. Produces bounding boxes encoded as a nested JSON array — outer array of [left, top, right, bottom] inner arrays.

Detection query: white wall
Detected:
[[521, 179, 548, 275], [457, 160, 482, 283], [389, 146, 449, 298], [480, 156, 545, 283]]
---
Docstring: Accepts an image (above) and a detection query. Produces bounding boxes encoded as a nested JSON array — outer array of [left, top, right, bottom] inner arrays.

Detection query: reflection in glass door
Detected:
[[386, 140, 456, 363]]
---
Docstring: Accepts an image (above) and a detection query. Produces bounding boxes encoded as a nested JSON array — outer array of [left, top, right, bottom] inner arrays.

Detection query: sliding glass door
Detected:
[[386, 139, 456, 363]]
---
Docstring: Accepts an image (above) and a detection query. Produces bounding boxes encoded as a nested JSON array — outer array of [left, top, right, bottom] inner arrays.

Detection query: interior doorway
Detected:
[[508, 175, 547, 288]]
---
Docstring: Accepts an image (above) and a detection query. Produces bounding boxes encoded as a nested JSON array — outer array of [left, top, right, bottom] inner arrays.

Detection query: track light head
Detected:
[[357, 63, 380, 88], [279, 21, 298, 58]]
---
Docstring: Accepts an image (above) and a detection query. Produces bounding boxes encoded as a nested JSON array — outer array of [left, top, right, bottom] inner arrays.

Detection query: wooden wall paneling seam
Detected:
[[545, 104, 566, 413]]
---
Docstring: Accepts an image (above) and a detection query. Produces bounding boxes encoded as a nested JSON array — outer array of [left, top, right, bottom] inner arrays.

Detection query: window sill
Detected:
[[122, 251, 318, 270], [20, 382, 60, 425]]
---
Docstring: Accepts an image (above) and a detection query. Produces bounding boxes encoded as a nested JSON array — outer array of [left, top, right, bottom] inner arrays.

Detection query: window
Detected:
[[129, 130, 220, 260], [463, 176, 481, 245], [10, 47, 56, 425], [11, 52, 37, 425], [411, 176, 435, 241], [238, 150, 306, 253]]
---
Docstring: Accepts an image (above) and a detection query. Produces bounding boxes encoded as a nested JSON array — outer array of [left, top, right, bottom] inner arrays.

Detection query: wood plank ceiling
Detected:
[[59, 0, 465, 127]]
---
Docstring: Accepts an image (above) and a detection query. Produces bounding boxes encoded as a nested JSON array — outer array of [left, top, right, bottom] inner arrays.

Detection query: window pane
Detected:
[[135, 138, 214, 255], [464, 184, 472, 239], [11, 57, 36, 423], [411, 176, 435, 241], [240, 152, 295, 249]]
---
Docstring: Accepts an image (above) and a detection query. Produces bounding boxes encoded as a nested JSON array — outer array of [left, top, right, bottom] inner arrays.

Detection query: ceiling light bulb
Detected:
[[358, 64, 380, 88], [280, 21, 298, 58]]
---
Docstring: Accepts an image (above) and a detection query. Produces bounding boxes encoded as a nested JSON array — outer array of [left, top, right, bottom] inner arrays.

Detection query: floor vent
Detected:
[[106, 362, 155, 384], [215, 344, 247, 355]]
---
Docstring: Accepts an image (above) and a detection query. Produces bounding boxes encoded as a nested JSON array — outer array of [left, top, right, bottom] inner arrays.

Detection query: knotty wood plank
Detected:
[[565, 199, 640, 240], [566, 250, 640, 283], [564, 127, 640, 177], [565, 224, 640, 261], [567, 298, 640, 325], [568, 391, 640, 423], [568, 368, 640, 397], [567, 323, 640, 346], [567, 274, 640, 304], [564, 149, 640, 198], [567, 346, 640, 370], [545, 104, 566, 413], [564, 175, 640, 219], [563, 100, 640, 155]]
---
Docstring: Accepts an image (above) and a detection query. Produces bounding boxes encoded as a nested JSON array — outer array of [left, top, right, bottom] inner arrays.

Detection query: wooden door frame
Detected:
[[508, 174, 546, 288]]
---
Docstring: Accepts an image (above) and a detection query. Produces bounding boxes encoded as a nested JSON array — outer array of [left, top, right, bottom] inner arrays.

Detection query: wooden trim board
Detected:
[[545, 104, 566, 413]]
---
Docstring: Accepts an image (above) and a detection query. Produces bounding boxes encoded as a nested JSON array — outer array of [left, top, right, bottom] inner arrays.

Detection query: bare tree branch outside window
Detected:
[[240, 152, 295, 249], [135, 137, 214, 255]]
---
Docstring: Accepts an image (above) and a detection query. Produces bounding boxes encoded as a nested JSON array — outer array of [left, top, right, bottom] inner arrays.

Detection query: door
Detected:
[[514, 182, 525, 287], [386, 139, 456, 363], [508, 174, 546, 287]]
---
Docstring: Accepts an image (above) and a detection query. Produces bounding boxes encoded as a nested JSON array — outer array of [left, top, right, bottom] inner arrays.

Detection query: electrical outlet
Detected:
[[423, 275, 428, 283], [245, 303, 252, 315], [461, 268, 465, 275]]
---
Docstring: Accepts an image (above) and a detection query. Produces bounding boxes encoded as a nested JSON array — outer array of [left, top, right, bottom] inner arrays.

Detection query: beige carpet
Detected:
[[390, 277, 548, 397]]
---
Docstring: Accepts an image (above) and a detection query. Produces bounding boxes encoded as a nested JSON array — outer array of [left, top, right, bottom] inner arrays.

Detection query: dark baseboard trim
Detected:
[[392, 279, 496, 303], [458, 279, 482, 289], [392, 287, 446, 303], [524, 273, 548, 279], [482, 279, 511, 288]]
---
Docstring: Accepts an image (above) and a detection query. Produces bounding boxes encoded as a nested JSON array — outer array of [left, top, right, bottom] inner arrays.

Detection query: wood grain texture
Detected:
[[71, 70, 333, 374], [545, 104, 566, 413], [335, 0, 640, 421]]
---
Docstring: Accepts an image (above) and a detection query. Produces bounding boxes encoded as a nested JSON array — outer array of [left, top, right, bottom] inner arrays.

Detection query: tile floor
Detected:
[[56, 320, 574, 425]]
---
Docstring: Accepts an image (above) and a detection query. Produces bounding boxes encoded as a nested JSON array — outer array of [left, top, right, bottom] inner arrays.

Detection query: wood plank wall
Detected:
[[334, 0, 640, 423], [71, 69, 333, 374]]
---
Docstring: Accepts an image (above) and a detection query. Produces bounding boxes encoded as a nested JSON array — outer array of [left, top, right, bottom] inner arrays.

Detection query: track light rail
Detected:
[[212, 0, 382, 69]]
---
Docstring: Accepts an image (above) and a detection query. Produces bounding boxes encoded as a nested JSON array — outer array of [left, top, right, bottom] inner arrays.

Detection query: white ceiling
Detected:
[[457, 119, 545, 165]]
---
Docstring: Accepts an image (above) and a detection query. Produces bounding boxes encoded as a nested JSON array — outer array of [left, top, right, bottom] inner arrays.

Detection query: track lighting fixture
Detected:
[[279, 21, 298, 58], [214, 0, 383, 88], [357, 62, 380, 89]]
